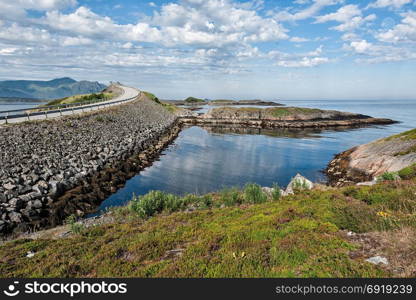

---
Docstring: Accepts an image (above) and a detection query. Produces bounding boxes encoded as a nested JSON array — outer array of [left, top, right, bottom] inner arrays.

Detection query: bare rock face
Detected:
[[284, 173, 314, 195], [327, 129, 416, 186]]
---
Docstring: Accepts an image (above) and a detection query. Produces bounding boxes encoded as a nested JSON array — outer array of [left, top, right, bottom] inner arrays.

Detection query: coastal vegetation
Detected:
[[44, 92, 113, 106], [327, 128, 416, 186], [144, 91, 177, 113], [184, 96, 205, 103], [1, 164, 415, 278]]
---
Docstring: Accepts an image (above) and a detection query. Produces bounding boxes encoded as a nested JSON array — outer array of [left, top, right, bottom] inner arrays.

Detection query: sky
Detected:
[[0, 0, 415, 100]]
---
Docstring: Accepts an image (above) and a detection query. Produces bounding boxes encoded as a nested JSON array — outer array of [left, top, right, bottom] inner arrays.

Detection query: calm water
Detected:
[[0, 103, 45, 116], [95, 99, 416, 212]]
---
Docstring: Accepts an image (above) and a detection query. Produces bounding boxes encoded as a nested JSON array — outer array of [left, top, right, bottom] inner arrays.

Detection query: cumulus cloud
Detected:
[[290, 36, 310, 42], [344, 38, 416, 63], [315, 4, 376, 32], [275, 0, 343, 22], [367, 0, 413, 9], [0, 0, 77, 21], [41, 1, 288, 48], [377, 11, 416, 42], [0, 23, 52, 44], [269, 45, 330, 67]]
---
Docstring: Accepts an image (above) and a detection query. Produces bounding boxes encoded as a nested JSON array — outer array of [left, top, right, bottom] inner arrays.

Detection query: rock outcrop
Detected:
[[284, 173, 314, 195], [327, 129, 416, 186], [181, 106, 396, 128], [0, 93, 178, 236]]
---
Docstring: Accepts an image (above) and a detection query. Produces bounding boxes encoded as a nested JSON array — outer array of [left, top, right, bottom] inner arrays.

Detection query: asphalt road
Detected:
[[0, 84, 140, 125]]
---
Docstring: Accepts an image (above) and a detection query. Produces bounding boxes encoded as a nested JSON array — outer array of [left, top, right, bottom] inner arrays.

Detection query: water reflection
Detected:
[[97, 99, 416, 213], [97, 125, 345, 211]]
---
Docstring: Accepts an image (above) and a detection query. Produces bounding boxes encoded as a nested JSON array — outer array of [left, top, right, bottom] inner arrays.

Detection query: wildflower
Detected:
[[376, 211, 390, 218]]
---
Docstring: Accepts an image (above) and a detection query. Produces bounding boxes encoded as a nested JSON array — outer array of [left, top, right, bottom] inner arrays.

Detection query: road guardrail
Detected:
[[0, 89, 140, 124]]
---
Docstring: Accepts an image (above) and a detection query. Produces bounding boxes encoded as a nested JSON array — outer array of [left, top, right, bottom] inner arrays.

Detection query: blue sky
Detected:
[[0, 0, 415, 100]]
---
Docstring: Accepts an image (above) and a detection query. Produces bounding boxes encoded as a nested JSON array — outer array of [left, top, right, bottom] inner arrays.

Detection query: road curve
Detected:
[[0, 84, 140, 125]]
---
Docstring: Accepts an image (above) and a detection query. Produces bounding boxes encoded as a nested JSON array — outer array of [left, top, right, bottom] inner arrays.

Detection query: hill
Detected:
[[0, 77, 107, 100]]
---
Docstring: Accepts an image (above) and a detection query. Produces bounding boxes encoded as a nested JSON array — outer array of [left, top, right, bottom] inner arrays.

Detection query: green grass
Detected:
[[143, 91, 161, 104], [243, 183, 267, 204], [398, 164, 416, 180], [378, 172, 398, 181], [385, 129, 416, 141], [210, 99, 235, 103], [394, 145, 416, 156], [2, 174, 416, 278], [44, 93, 112, 106], [269, 107, 323, 118], [143, 91, 177, 112]]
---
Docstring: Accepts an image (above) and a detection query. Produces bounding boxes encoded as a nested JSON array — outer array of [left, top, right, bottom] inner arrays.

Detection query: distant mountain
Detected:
[[0, 77, 107, 100]]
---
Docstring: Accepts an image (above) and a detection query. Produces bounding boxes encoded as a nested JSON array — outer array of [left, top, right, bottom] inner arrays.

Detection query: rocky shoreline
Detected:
[[180, 106, 396, 129], [327, 129, 416, 186], [180, 116, 396, 128], [0, 93, 180, 237], [0, 97, 400, 237]]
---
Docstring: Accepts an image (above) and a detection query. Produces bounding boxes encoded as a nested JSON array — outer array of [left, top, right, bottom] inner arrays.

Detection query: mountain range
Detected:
[[0, 77, 107, 100]]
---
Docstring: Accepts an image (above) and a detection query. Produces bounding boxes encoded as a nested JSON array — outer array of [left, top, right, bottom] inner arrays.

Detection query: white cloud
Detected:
[[269, 45, 330, 67], [0, 23, 52, 44], [61, 36, 93, 46], [275, 0, 343, 22], [0, 0, 77, 21], [341, 32, 359, 41], [367, 0, 412, 9], [315, 4, 376, 32], [277, 56, 329, 67], [42, 1, 288, 48], [377, 11, 416, 42], [344, 39, 416, 63], [0, 47, 18, 55], [349, 39, 373, 53], [290, 36, 310, 42], [19, 0, 77, 10]]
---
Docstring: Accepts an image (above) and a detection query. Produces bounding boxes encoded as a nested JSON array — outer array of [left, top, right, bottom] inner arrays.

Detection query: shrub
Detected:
[[379, 172, 398, 181], [143, 91, 161, 104], [292, 179, 310, 193], [129, 191, 179, 218], [243, 183, 267, 204], [271, 183, 282, 201], [65, 215, 85, 234], [398, 164, 416, 180], [129, 191, 213, 218], [219, 187, 243, 207]]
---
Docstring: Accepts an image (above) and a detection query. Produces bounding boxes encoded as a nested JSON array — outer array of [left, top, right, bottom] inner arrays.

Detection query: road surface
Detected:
[[0, 84, 140, 125]]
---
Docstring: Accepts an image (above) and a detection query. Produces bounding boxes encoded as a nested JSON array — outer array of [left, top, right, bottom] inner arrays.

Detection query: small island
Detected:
[[208, 99, 283, 106], [163, 97, 283, 106], [181, 106, 397, 128]]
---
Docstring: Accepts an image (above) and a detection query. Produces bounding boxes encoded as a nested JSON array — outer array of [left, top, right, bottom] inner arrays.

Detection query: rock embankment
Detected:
[[0, 93, 179, 236], [327, 129, 416, 186], [181, 106, 396, 128]]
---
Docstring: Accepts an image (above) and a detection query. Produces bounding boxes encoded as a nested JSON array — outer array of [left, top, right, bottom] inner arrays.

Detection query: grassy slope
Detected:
[[1, 173, 415, 278], [44, 92, 113, 106], [143, 91, 177, 113], [384, 129, 416, 156]]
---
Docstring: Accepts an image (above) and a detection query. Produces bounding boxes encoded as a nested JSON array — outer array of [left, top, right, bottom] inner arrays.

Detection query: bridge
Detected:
[[0, 84, 140, 125]]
